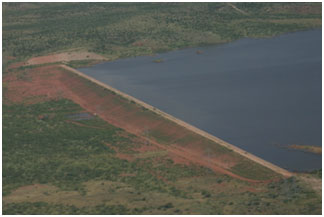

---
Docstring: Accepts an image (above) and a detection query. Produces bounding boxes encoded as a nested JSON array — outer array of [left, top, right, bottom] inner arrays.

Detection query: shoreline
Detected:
[[81, 28, 322, 67], [61, 64, 293, 178], [8, 29, 321, 72]]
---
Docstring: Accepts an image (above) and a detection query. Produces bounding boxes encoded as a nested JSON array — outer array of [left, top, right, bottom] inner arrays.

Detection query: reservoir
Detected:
[[78, 29, 322, 172]]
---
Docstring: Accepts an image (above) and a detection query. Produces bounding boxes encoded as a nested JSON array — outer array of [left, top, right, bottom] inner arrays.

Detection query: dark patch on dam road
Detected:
[[78, 29, 322, 172]]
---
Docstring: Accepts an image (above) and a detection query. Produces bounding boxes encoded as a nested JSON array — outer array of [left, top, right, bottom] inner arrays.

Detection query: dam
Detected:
[[78, 29, 322, 172]]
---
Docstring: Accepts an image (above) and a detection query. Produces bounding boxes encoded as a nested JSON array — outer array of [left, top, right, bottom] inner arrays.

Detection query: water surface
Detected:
[[78, 29, 322, 171]]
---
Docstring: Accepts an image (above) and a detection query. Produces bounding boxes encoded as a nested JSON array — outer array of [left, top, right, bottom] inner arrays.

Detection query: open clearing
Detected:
[[8, 51, 107, 69], [26, 51, 107, 65]]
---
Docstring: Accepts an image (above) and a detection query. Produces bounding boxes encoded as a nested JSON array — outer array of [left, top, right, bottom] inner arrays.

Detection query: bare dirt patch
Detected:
[[4, 66, 66, 104], [26, 51, 107, 66], [3, 184, 59, 204]]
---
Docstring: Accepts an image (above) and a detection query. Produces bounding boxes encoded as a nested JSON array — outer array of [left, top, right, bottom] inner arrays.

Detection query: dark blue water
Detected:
[[78, 29, 322, 172]]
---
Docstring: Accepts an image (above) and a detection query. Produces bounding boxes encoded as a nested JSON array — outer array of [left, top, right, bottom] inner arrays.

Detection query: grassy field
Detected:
[[2, 2, 322, 214]]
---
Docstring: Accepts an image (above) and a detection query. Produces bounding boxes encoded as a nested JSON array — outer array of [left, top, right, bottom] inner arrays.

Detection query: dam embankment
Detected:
[[77, 29, 322, 172], [61, 64, 292, 178]]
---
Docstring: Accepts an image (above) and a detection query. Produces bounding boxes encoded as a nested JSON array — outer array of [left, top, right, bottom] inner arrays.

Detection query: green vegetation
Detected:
[[230, 159, 279, 180], [3, 203, 130, 215], [3, 99, 321, 214], [309, 169, 322, 178], [3, 2, 321, 62], [2, 99, 197, 196]]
